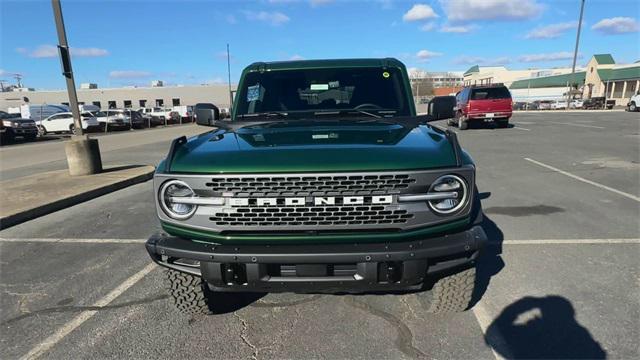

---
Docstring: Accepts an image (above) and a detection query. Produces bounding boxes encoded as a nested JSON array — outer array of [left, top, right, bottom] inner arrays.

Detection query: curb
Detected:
[[0, 168, 154, 230]]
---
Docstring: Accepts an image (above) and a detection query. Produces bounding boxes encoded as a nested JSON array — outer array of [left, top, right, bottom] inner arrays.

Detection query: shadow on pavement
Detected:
[[485, 295, 606, 359], [208, 292, 266, 314], [471, 191, 505, 308]]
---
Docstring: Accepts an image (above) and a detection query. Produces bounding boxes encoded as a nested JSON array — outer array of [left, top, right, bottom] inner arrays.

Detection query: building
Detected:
[[426, 72, 464, 88], [463, 65, 576, 87], [510, 54, 640, 104], [0, 83, 235, 112]]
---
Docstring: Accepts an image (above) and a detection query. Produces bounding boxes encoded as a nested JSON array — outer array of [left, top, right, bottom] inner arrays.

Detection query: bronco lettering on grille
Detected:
[[227, 196, 393, 207]]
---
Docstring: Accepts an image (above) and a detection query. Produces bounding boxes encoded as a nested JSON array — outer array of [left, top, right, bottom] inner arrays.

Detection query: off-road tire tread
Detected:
[[426, 267, 476, 314], [165, 269, 210, 315]]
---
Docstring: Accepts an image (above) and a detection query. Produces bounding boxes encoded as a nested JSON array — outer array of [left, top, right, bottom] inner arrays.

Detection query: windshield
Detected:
[[235, 67, 411, 118], [470, 87, 511, 100], [0, 111, 20, 119], [92, 111, 106, 117]]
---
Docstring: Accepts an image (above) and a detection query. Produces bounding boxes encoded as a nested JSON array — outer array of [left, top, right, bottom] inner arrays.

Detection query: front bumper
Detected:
[[145, 225, 487, 293]]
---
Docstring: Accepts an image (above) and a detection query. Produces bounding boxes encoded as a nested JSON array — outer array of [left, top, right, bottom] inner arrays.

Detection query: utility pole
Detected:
[[227, 43, 233, 110], [51, 0, 102, 175], [52, 0, 83, 135], [567, 0, 585, 109]]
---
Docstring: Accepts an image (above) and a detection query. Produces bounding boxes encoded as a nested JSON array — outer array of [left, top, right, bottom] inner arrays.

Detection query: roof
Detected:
[[510, 72, 586, 89], [597, 65, 640, 81], [593, 54, 615, 65], [463, 65, 479, 76], [244, 58, 406, 72]]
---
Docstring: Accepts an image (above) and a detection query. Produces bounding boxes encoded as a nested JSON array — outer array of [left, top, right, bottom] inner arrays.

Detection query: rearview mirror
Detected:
[[428, 96, 456, 120], [194, 103, 220, 127]]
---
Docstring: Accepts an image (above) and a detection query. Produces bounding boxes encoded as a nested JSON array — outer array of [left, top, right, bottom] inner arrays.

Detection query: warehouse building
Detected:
[[510, 54, 640, 104], [462, 65, 575, 87], [0, 83, 235, 111]]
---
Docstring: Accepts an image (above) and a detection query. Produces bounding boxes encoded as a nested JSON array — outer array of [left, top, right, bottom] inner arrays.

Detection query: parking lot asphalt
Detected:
[[1, 111, 639, 359]]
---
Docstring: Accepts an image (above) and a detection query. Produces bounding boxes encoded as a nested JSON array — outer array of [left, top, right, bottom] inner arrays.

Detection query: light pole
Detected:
[[567, 0, 585, 109], [227, 43, 233, 110], [52, 0, 102, 175]]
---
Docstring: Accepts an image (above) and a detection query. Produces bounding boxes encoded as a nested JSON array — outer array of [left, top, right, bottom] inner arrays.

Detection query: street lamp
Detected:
[[52, 0, 102, 175], [567, 0, 585, 109]]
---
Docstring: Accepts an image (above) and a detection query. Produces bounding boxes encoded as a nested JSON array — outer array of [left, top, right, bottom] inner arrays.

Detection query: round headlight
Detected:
[[427, 174, 468, 214], [159, 180, 197, 219]]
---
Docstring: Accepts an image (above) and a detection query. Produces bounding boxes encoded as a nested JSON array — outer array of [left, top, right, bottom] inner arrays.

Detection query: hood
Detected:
[[168, 123, 458, 173]]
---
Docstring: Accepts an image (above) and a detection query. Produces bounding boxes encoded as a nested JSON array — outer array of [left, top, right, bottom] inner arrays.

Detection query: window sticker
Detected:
[[382, 71, 390, 78], [247, 84, 261, 102], [310, 84, 329, 91], [329, 81, 340, 88]]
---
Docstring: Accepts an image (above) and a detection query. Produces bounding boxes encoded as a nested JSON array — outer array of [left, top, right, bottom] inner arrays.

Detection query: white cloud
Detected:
[[440, 24, 475, 33], [0, 69, 7, 76], [109, 70, 152, 79], [441, 0, 543, 22], [243, 10, 290, 26], [20, 45, 109, 58], [416, 49, 443, 61], [71, 47, 109, 57], [454, 55, 511, 65], [525, 21, 577, 39], [592, 17, 639, 35], [290, 54, 305, 60], [420, 22, 436, 31], [403, 4, 438, 22], [518, 51, 578, 62]]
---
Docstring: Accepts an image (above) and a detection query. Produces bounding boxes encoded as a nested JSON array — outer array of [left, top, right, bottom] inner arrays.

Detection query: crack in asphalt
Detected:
[[400, 296, 420, 320], [250, 294, 322, 308], [0, 294, 168, 326], [343, 297, 426, 359], [234, 312, 259, 360]]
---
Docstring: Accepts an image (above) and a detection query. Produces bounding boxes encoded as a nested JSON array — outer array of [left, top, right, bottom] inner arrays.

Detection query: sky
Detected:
[[1, 0, 639, 90]]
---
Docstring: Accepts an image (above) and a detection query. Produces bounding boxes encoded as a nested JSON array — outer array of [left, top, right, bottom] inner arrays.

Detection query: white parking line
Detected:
[[472, 303, 510, 360], [548, 121, 605, 129], [19, 262, 156, 360], [512, 126, 531, 131], [524, 157, 640, 202], [0, 238, 145, 244]]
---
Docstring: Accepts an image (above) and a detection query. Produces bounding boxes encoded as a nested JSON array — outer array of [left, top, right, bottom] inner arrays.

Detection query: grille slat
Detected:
[[205, 174, 416, 196], [209, 204, 415, 227]]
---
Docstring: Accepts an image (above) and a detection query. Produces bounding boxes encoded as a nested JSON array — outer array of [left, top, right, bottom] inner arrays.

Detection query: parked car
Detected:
[[37, 111, 100, 135], [451, 83, 512, 129], [626, 91, 639, 112], [534, 100, 553, 110], [137, 109, 165, 127], [7, 104, 69, 122], [90, 110, 130, 130], [0, 111, 38, 143], [172, 105, 194, 122], [550, 100, 568, 110], [569, 99, 584, 109], [583, 97, 615, 110], [219, 107, 231, 119], [512, 102, 528, 110]]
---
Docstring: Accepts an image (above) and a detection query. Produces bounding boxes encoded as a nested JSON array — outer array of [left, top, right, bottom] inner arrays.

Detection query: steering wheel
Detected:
[[354, 103, 383, 110]]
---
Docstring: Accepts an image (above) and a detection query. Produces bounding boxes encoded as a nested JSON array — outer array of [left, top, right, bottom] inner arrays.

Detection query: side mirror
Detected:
[[194, 103, 219, 127], [428, 96, 456, 120]]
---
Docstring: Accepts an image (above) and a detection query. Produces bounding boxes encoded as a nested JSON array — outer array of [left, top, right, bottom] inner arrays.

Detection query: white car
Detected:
[[551, 100, 568, 110], [627, 91, 640, 112], [37, 112, 100, 135], [569, 99, 583, 109], [90, 110, 130, 130]]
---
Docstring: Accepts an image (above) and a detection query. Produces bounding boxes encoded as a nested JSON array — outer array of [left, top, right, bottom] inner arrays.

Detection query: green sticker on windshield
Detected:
[[382, 71, 390, 78]]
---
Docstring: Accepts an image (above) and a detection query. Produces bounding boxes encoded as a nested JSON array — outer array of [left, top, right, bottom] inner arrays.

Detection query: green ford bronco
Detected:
[[145, 58, 487, 315]]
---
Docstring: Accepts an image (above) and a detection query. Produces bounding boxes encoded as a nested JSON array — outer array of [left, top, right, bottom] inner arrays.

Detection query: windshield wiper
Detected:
[[314, 109, 385, 119], [236, 111, 288, 119]]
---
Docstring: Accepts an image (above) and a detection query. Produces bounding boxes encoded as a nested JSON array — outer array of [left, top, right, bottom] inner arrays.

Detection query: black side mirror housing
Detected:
[[428, 96, 456, 120], [194, 103, 220, 127]]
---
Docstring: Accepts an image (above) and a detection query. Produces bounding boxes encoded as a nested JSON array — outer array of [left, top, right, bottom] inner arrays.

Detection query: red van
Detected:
[[451, 84, 512, 130]]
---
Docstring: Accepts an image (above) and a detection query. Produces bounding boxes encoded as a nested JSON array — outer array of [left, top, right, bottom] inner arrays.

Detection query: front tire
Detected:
[[630, 102, 637, 112], [420, 267, 476, 314], [166, 269, 210, 315]]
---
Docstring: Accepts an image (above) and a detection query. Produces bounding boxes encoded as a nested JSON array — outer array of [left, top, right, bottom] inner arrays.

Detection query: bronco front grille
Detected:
[[205, 174, 417, 197], [209, 205, 414, 227]]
